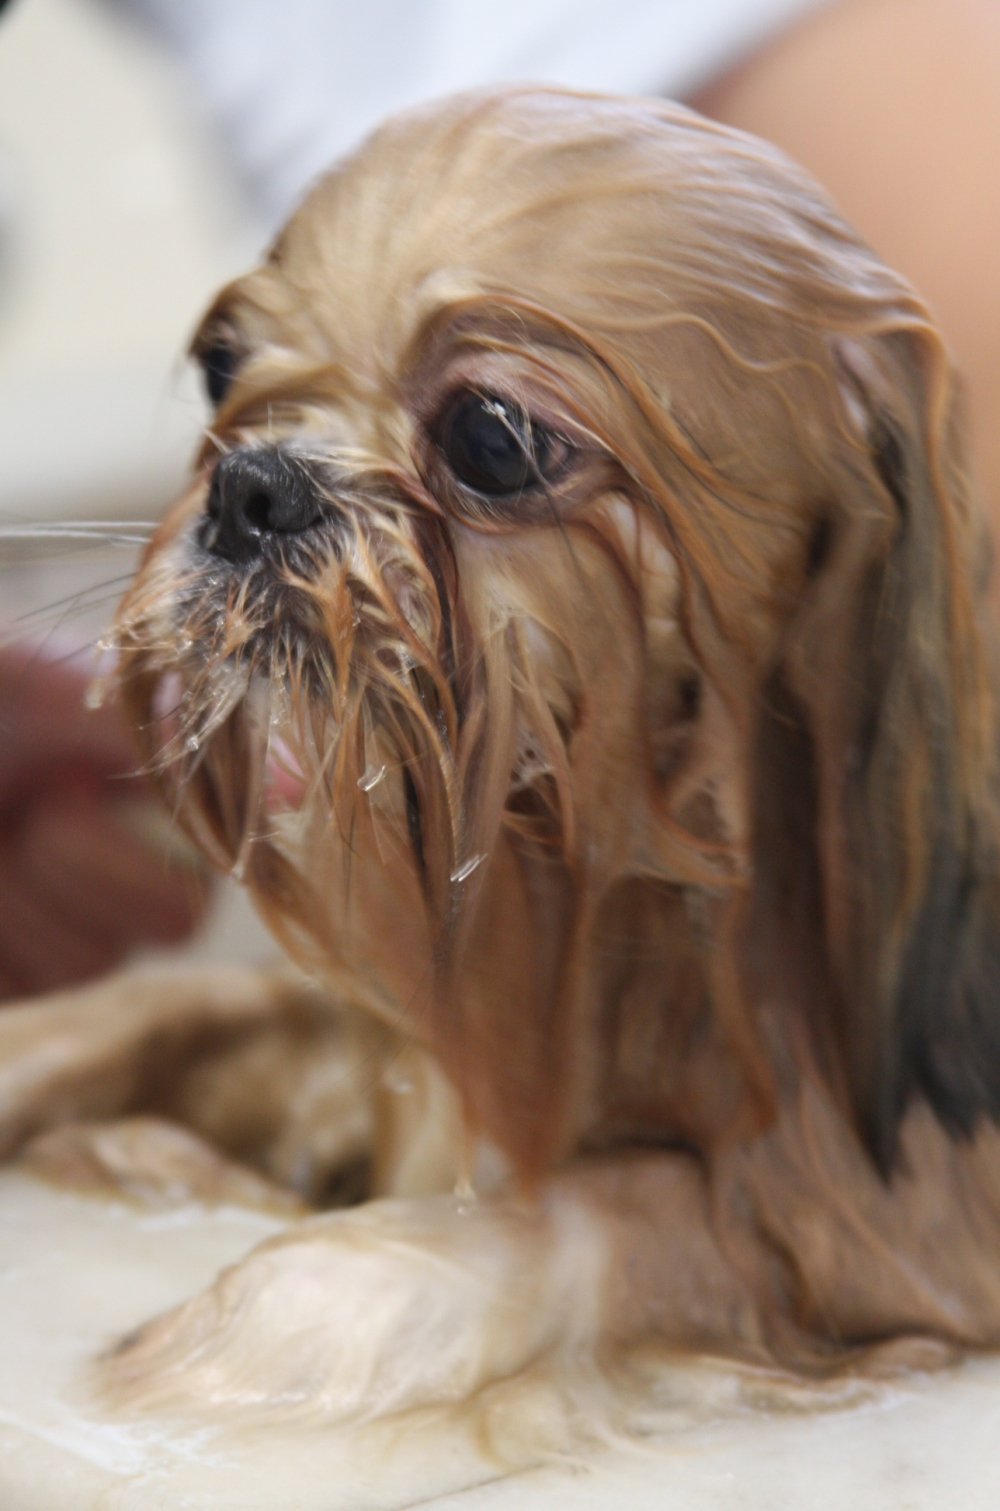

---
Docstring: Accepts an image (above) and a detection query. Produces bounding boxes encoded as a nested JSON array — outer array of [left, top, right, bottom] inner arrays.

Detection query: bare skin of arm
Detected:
[[694, 0, 1000, 585]]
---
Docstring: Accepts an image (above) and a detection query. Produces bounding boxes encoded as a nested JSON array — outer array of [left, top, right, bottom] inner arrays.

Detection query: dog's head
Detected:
[[116, 89, 1000, 1178]]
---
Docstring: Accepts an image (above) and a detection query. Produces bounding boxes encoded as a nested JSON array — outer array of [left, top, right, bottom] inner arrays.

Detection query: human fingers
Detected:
[[13, 793, 209, 955], [0, 644, 137, 796], [0, 849, 120, 1001]]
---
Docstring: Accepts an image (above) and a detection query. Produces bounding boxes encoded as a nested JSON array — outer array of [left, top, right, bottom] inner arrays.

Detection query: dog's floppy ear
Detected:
[[761, 331, 1000, 1172]]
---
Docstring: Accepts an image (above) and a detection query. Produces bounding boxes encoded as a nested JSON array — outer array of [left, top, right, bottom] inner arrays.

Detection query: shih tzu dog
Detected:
[[17, 87, 1000, 1425]]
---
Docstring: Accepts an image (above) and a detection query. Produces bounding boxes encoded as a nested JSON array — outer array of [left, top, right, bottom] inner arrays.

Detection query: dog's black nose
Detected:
[[202, 447, 323, 563]]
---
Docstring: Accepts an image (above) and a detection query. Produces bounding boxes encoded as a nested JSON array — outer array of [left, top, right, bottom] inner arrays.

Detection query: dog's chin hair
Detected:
[[115, 494, 530, 933]]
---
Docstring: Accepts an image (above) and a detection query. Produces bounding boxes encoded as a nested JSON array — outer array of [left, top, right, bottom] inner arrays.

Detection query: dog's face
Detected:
[[116, 90, 1000, 1179]]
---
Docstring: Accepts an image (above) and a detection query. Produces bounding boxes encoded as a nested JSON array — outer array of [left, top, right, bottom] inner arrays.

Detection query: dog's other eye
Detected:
[[200, 341, 240, 406], [439, 392, 565, 497]]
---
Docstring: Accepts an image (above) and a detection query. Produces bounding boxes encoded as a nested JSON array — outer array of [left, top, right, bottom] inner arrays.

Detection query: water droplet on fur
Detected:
[[453, 1176, 477, 1213], [358, 763, 386, 792], [290, 1149, 314, 1192], [184, 734, 200, 753], [450, 854, 485, 885]]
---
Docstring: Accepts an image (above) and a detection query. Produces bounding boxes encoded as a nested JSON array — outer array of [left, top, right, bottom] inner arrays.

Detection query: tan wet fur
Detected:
[[12, 87, 1000, 1426]]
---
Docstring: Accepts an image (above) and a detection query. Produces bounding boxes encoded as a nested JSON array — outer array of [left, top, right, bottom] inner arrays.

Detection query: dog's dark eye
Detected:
[[200, 341, 239, 406], [439, 392, 563, 497]]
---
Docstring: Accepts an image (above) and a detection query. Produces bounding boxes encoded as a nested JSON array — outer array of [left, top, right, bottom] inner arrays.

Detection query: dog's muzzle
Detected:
[[201, 447, 324, 564]]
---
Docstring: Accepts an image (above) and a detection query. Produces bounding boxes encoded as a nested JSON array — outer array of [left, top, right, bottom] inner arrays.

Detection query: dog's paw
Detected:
[[97, 1190, 608, 1424]]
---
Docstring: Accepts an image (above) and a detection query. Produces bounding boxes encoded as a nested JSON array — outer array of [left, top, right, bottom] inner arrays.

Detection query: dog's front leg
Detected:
[[96, 1151, 763, 1424]]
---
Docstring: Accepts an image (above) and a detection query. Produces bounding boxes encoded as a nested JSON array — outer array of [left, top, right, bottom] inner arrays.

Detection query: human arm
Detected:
[[0, 645, 207, 1001]]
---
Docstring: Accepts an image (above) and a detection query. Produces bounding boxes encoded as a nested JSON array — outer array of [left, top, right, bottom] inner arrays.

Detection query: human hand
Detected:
[[0, 644, 209, 1002]]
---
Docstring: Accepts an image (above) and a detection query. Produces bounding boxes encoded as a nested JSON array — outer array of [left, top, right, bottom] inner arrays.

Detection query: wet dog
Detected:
[[94, 87, 1000, 1417]]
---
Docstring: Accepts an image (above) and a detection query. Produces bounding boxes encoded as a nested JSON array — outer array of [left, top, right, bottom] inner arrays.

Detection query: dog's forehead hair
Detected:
[[207, 88, 906, 464], [184, 85, 949, 695]]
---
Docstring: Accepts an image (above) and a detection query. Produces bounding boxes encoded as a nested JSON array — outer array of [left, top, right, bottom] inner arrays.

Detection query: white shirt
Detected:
[[121, 0, 832, 230]]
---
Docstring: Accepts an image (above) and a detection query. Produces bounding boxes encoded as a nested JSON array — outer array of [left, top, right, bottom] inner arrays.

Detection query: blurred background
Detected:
[[0, 0, 269, 972], [0, 0, 257, 527]]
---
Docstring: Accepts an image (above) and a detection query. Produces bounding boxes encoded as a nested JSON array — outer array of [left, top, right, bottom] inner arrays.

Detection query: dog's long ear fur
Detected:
[[770, 330, 1000, 1171]]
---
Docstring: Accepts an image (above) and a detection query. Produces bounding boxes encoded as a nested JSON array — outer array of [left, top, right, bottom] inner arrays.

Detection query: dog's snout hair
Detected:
[[114, 87, 1000, 1220]]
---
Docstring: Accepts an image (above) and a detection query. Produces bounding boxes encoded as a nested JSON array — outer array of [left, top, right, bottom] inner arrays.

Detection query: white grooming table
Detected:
[[1, 1168, 998, 1510]]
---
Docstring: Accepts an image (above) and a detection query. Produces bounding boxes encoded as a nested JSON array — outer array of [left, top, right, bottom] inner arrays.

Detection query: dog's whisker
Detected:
[[6, 573, 137, 630], [0, 520, 155, 548], [0, 522, 154, 568]]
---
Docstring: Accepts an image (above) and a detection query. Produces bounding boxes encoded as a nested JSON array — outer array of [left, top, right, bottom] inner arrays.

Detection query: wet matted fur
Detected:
[[102, 88, 1000, 1408]]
